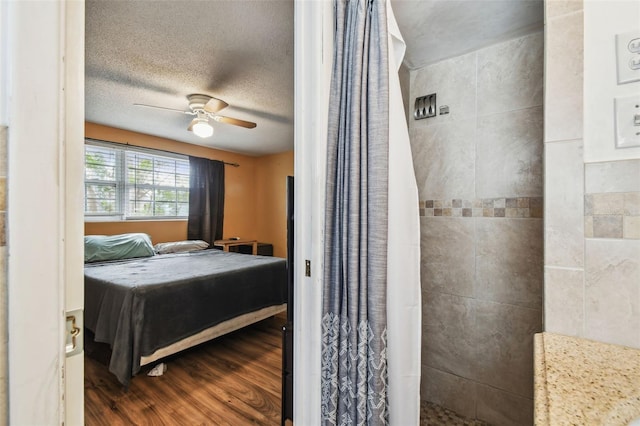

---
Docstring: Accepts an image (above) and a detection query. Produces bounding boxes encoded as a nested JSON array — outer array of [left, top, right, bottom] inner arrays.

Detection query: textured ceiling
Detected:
[[85, 0, 294, 156], [85, 0, 543, 155], [391, 0, 544, 69]]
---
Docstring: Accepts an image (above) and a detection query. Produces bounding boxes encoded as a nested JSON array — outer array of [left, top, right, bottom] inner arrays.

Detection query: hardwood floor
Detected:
[[84, 316, 285, 425]]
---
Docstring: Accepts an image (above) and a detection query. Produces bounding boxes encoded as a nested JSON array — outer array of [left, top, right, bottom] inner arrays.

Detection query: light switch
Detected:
[[616, 31, 640, 84], [614, 95, 640, 149]]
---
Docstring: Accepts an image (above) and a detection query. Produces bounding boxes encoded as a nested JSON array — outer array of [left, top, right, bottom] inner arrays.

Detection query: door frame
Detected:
[[3, 0, 330, 423], [293, 0, 332, 424], [3, 0, 85, 423]]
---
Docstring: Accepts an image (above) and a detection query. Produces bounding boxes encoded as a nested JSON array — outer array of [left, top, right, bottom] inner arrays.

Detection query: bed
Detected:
[[84, 248, 287, 386]]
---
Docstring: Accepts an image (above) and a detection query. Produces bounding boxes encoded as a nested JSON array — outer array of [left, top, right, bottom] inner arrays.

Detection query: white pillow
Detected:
[[153, 240, 209, 254]]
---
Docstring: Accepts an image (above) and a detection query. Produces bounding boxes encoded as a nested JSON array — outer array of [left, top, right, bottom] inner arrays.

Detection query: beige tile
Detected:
[[0, 213, 4, 247], [624, 216, 640, 239], [624, 192, 640, 215], [420, 218, 475, 298], [584, 216, 594, 238], [422, 291, 476, 379], [544, 140, 584, 267], [506, 207, 525, 218], [517, 197, 530, 208], [477, 32, 544, 116], [475, 300, 542, 398], [592, 215, 623, 239], [0, 178, 5, 211], [410, 52, 477, 127], [584, 193, 624, 215], [0, 127, 6, 176], [544, 267, 584, 337], [544, 11, 583, 142], [410, 120, 475, 200], [585, 160, 640, 194], [476, 107, 543, 198], [476, 218, 543, 309], [476, 383, 534, 426], [546, 0, 583, 18], [421, 366, 477, 420], [585, 239, 640, 348]]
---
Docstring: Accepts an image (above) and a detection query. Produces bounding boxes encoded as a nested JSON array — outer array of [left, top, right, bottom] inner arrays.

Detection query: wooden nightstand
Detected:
[[213, 238, 258, 255]]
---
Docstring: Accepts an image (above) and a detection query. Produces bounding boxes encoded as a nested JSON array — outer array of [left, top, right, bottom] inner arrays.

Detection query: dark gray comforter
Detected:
[[84, 249, 287, 386]]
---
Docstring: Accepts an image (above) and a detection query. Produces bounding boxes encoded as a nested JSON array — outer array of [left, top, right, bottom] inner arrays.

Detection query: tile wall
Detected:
[[409, 32, 544, 424], [544, 0, 640, 349]]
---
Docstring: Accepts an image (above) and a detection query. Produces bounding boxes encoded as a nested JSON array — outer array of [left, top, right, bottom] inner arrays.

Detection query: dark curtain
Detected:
[[321, 0, 390, 425], [187, 157, 225, 244]]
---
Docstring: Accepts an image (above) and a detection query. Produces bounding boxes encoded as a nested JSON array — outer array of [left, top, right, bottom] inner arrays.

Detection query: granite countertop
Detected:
[[534, 332, 640, 425]]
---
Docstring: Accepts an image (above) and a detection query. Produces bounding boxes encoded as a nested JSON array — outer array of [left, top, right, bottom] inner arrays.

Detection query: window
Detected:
[[84, 140, 190, 220]]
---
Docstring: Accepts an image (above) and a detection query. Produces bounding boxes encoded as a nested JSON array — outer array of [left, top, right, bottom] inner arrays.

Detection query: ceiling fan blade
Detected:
[[187, 118, 198, 131], [213, 115, 257, 129], [134, 103, 189, 114], [203, 97, 229, 114]]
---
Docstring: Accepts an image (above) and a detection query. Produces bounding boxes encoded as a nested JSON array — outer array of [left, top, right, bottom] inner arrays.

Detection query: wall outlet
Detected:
[[616, 31, 640, 84], [614, 94, 640, 149]]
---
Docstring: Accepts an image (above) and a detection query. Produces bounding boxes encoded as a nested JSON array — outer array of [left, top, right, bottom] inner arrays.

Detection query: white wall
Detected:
[[584, 0, 640, 162]]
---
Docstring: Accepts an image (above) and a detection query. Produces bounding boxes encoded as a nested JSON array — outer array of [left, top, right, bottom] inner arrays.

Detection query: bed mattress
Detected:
[[84, 249, 287, 385]]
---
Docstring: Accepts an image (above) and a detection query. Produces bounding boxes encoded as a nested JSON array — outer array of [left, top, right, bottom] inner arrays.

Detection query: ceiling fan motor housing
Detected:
[[187, 94, 212, 113]]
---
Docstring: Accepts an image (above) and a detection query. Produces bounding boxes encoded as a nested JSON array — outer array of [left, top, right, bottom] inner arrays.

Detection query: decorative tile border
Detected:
[[584, 192, 640, 240], [419, 197, 543, 218]]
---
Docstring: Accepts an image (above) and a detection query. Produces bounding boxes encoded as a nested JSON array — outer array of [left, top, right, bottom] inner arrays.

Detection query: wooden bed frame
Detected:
[[140, 303, 287, 366]]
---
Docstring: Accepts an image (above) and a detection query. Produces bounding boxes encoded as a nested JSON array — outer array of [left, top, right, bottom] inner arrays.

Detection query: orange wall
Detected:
[[84, 122, 258, 243], [254, 151, 294, 258]]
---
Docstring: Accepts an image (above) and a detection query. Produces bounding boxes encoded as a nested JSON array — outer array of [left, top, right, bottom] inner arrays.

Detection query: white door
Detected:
[[63, 2, 87, 424], [4, 1, 85, 424]]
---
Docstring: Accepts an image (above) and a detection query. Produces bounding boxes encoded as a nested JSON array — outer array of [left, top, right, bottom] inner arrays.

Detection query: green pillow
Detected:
[[84, 233, 155, 263]]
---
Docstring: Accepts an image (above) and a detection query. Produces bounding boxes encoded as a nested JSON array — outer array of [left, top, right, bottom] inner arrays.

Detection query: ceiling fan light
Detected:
[[192, 120, 214, 138]]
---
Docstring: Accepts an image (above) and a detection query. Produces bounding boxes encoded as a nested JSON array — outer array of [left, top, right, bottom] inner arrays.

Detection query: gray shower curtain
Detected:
[[321, 0, 390, 425]]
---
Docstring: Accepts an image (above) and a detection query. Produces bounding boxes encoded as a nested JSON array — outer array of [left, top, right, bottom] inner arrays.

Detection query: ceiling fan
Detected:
[[134, 94, 257, 138]]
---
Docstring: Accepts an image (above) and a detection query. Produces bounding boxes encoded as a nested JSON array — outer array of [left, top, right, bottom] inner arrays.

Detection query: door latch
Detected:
[[65, 309, 83, 357]]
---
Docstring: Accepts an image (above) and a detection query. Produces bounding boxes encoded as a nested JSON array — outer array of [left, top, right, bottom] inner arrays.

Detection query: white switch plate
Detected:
[[614, 95, 640, 149], [616, 30, 640, 84]]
